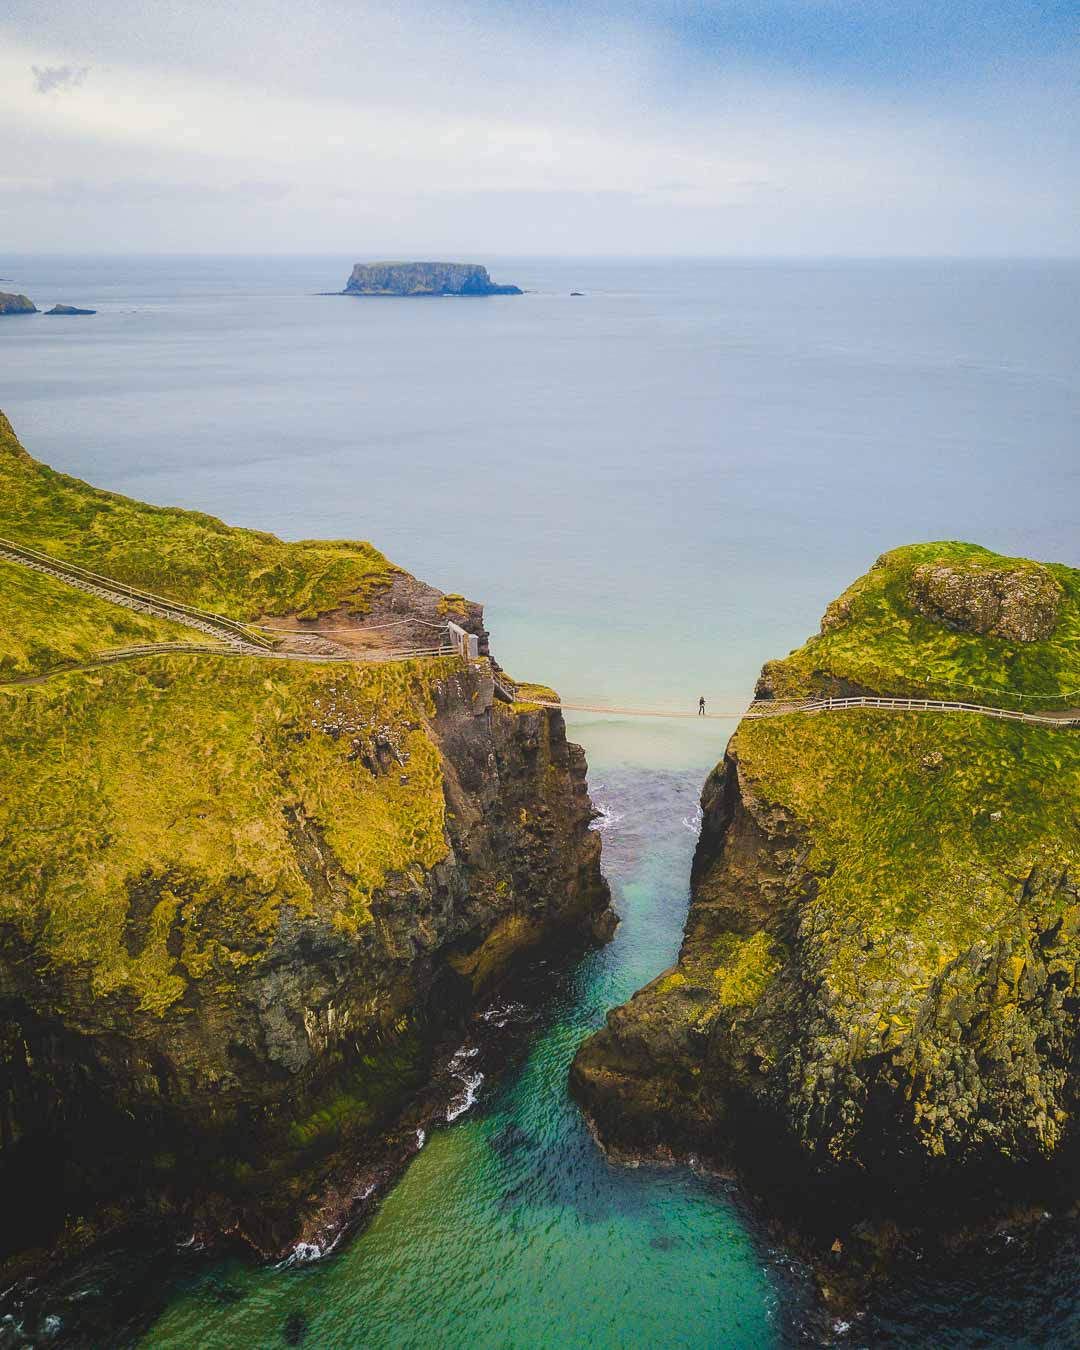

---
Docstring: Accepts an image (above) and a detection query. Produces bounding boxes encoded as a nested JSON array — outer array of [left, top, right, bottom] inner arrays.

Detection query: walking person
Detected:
[[698, 695, 706, 716]]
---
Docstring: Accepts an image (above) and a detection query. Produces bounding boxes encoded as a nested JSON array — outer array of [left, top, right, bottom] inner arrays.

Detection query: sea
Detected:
[[1, 256, 1078, 1348]]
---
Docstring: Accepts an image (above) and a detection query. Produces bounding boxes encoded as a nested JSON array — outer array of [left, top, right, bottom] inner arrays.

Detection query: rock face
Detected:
[[343, 262, 522, 297], [910, 561, 1062, 642], [0, 293, 37, 315], [44, 304, 96, 316], [572, 541, 1080, 1281], [0, 413, 611, 1275]]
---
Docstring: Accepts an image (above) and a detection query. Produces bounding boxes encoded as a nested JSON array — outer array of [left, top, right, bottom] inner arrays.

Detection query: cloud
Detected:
[[31, 63, 88, 95], [0, 1, 1075, 254]]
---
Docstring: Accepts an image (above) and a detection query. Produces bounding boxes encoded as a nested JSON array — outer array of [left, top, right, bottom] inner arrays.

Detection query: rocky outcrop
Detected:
[[572, 542, 1080, 1292], [44, 304, 96, 316], [0, 417, 610, 1279], [0, 293, 37, 315], [1, 656, 611, 1274], [342, 262, 522, 297], [909, 561, 1062, 642]]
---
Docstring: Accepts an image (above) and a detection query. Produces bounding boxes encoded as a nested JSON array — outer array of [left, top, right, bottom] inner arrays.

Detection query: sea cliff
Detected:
[[342, 262, 522, 297], [0, 412, 611, 1278], [572, 542, 1080, 1291]]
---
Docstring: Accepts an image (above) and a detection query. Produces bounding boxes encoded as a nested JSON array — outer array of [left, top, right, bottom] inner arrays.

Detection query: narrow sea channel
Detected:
[[2, 254, 1076, 1346]]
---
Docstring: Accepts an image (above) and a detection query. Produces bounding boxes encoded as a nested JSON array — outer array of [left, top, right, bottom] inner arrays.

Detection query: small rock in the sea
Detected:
[[489, 1121, 534, 1157], [283, 1309, 309, 1345]]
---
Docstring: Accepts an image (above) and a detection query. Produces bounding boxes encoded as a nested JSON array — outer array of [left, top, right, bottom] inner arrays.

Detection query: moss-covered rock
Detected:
[[572, 541, 1080, 1282], [0, 293, 38, 316], [909, 558, 1063, 642], [0, 414, 612, 1275], [0, 411, 398, 621], [758, 541, 1080, 709]]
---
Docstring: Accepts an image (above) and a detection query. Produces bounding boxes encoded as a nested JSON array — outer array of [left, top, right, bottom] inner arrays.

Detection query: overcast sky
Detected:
[[2, 0, 1077, 255]]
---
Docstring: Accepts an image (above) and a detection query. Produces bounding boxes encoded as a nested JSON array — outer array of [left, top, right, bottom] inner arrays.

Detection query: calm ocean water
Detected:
[[1, 256, 1078, 1346]]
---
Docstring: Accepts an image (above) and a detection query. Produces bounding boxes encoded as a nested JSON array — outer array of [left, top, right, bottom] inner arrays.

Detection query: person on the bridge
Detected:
[[698, 696, 706, 716]]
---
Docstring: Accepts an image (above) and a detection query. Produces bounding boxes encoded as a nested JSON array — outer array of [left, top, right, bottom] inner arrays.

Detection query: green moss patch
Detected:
[[0, 654, 457, 1015], [736, 709, 1080, 985], [712, 931, 781, 1007], [763, 542, 1080, 710], [0, 557, 200, 679], [0, 411, 398, 621]]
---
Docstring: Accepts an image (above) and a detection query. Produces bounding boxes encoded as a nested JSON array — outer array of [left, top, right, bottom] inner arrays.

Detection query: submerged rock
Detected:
[[572, 540, 1080, 1289], [341, 262, 522, 297]]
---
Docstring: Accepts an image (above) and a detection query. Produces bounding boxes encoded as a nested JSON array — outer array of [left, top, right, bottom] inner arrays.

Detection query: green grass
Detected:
[[0, 557, 199, 679], [0, 653, 458, 1016], [0, 410, 399, 621], [762, 542, 1080, 709], [735, 708, 1080, 997]]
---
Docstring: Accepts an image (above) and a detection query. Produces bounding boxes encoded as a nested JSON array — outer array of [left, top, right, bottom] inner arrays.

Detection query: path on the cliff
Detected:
[[5, 541, 1078, 729], [0, 537, 455, 676], [0, 537, 273, 650]]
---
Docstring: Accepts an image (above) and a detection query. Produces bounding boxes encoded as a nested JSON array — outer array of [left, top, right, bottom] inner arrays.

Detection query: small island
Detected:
[[45, 304, 96, 316], [0, 292, 38, 315], [341, 261, 522, 297]]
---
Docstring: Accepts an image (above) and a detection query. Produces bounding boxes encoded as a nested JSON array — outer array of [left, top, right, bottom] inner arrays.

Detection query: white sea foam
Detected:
[[446, 1070, 484, 1122], [480, 1000, 526, 1027], [278, 1228, 344, 1268], [682, 805, 703, 835], [590, 802, 623, 831]]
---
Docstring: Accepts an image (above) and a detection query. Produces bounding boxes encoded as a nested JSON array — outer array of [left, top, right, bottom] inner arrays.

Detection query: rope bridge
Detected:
[[2, 541, 1077, 730], [492, 677, 1080, 730]]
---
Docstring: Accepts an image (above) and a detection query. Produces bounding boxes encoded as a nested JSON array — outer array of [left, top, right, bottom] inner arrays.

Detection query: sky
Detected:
[[1, 0, 1077, 255]]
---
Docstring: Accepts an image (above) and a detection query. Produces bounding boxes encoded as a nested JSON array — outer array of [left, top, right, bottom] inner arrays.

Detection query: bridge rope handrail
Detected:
[[79, 641, 456, 666], [828, 672, 1080, 708], [745, 695, 1080, 728], [494, 680, 1079, 730]]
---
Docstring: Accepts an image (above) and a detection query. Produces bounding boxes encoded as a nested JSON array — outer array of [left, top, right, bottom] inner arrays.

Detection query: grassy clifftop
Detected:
[[0, 411, 399, 621], [0, 557, 196, 679], [0, 654, 453, 1017], [760, 541, 1080, 710], [573, 541, 1080, 1223]]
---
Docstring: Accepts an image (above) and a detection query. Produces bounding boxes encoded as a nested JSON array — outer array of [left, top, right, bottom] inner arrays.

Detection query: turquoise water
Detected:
[[1, 256, 1078, 1346], [137, 766, 806, 1349]]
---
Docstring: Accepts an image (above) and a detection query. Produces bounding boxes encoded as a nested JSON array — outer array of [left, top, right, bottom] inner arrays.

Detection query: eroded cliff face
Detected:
[[572, 542, 1080, 1284], [0, 410, 610, 1278], [0, 655, 611, 1270]]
